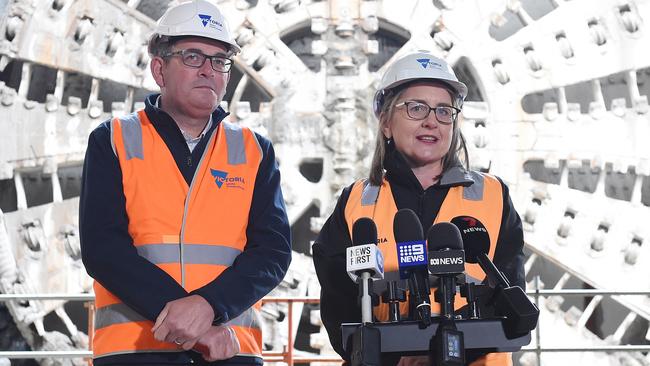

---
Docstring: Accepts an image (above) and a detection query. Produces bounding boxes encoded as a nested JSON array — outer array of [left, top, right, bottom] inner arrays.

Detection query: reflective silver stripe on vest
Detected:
[[95, 303, 147, 330], [439, 166, 475, 186], [109, 119, 117, 157], [117, 113, 144, 160], [136, 243, 242, 265], [223, 122, 246, 165], [361, 181, 380, 206], [463, 171, 484, 201], [95, 303, 261, 331], [226, 307, 262, 330]]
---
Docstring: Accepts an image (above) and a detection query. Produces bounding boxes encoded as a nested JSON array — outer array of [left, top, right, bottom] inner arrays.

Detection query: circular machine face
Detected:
[[0, 0, 649, 363]]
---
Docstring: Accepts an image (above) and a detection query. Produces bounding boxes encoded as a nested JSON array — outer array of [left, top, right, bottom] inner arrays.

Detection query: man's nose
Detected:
[[198, 59, 215, 76]]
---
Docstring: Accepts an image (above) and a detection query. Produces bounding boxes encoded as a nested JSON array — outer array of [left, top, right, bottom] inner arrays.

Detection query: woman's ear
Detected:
[[381, 120, 392, 139]]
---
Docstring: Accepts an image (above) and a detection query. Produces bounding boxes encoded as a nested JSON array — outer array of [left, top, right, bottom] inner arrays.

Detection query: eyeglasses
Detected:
[[395, 101, 460, 125], [163, 49, 233, 73]]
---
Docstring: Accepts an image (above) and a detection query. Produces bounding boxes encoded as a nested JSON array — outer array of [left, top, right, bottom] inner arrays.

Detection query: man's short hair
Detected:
[[148, 34, 175, 58], [147, 34, 235, 59]]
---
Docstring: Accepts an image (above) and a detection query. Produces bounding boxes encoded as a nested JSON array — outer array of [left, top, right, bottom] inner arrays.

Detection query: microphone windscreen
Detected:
[[352, 217, 378, 246], [451, 216, 490, 263], [393, 209, 424, 243], [427, 222, 463, 251]]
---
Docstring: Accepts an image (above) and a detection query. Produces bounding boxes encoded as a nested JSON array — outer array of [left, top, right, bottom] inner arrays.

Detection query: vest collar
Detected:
[[439, 166, 476, 187], [384, 144, 474, 190]]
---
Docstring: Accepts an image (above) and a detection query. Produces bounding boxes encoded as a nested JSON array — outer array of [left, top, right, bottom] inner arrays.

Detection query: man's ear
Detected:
[[150, 57, 165, 88]]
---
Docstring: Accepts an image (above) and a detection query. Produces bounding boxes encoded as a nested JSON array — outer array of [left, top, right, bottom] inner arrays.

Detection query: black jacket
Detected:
[[312, 148, 525, 365], [79, 94, 292, 365]]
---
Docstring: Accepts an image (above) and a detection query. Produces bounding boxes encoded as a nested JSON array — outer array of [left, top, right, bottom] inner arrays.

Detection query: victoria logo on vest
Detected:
[[210, 169, 245, 190]]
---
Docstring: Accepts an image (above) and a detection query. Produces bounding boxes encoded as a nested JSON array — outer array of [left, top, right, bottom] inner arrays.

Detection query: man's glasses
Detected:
[[163, 49, 233, 73], [395, 101, 460, 125]]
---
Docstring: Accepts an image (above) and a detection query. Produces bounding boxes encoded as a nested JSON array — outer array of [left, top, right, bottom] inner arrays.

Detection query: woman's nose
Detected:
[[420, 111, 439, 128]]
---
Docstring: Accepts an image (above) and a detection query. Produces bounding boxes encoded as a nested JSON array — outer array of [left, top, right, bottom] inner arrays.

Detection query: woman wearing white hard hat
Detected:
[[313, 51, 525, 366]]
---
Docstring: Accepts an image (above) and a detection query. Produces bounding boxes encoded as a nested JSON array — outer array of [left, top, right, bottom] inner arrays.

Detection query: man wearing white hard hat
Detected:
[[80, 1, 291, 365], [313, 51, 525, 365]]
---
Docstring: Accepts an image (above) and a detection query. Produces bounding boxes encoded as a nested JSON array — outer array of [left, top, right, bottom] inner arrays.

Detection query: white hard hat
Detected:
[[373, 51, 467, 117], [154, 0, 241, 54]]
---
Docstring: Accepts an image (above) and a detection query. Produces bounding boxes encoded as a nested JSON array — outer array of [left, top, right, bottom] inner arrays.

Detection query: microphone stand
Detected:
[[474, 253, 540, 338], [382, 281, 406, 322], [360, 272, 373, 323], [408, 272, 431, 328], [430, 274, 465, 366], [460, 282, 494, 320], [351, 273, 381, 366], [436, 276, 456, 319]]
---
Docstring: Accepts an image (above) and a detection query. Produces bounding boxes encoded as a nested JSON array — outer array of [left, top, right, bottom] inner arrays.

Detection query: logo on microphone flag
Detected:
[[397, 240, 426, 266]]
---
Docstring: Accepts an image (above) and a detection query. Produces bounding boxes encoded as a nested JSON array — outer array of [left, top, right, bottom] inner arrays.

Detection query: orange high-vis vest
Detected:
[[343, 171, 512, 366], [93, 110, 263, 360]]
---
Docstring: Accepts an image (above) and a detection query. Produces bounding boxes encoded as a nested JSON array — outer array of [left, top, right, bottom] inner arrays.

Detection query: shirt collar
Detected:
[[147, 93, 228, 131]]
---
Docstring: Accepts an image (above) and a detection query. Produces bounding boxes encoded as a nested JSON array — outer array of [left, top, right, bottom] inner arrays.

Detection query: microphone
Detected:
[[426, 223, 465, 365], [452, 216, 539, 338], [393, 209, 431, 327], [427, 222, 465, 319], [347, 218, 384, 324], [450, 216, 507, 287]]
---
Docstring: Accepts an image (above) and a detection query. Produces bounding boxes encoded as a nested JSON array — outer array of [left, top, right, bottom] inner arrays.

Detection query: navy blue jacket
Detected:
[[80, 94, 291, 365]]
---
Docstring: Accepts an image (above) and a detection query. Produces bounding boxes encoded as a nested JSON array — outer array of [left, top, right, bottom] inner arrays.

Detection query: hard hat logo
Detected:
[[198, 14, 224, 30], [416, 58, 443, 70]]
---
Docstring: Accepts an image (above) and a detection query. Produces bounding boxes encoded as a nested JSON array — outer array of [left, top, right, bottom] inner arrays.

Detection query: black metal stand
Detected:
[[430, 318, 465, 366], [382, 281, 406, 322], [349, 324, 381, 366], [342, 318, 531, 357], [343, 276, 538, 365]]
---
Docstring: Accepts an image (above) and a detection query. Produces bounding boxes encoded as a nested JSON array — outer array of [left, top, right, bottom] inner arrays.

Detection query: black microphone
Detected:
[[450, 216, 507, 287], [452, 216, 539, 338], [427, 222, 464, 319], [393, 209, 431, 327], [348, 218, 384, 324]]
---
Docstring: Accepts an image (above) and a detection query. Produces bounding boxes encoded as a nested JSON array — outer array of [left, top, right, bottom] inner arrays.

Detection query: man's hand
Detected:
[[152, 294, 215, 349], [193, 325, 240, 361]]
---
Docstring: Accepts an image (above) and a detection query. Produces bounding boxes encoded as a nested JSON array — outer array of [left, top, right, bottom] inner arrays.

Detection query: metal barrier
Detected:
[[1, 290, 650, 364], [260, 297, 343, 365], [0, 294, 343, 364], [523, 277, 650, 366]]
